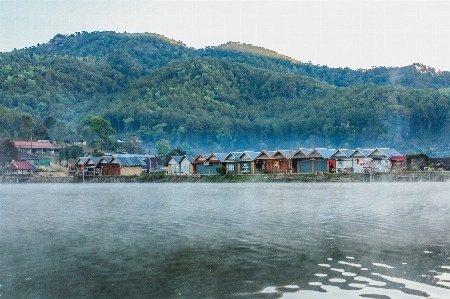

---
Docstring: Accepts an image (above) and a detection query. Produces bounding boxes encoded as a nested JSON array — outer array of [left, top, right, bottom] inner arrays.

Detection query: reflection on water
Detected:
[[261, 256, 450, 298], [0, 182, 449, 298]]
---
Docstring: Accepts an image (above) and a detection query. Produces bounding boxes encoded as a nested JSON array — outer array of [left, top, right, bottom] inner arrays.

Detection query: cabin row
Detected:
[[74, 154, 165, 176], [168, 148, 407, 175]]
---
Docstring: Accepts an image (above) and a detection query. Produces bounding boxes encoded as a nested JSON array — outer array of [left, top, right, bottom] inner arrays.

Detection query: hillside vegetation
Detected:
[[1, 31, 450, 153]]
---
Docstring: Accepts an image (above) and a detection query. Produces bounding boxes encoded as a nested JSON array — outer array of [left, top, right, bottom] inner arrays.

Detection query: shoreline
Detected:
[[3, 171, 449, 184]]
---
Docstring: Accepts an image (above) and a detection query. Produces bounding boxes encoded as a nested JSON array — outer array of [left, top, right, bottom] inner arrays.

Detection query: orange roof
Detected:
[[14, 141, 59, 149]]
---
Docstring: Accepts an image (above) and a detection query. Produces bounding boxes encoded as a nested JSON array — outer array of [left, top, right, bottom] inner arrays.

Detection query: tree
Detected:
[[81, 115, 116, 149], [19, 113, 35, 140], [156, 139, 169, 156], [165, 146, 187, 161], [0, 139, 18, 181]]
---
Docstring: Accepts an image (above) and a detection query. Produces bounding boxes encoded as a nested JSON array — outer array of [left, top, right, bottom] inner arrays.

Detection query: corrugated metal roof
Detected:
[[111, 156, 146, 166], [181, 155, 195, 163], [75, 157, 89, 165], [273, 150, 296, 159], [257, 151, 276, 159], [309, 148, 336, 159], [349, 149, 374, 157], [330, 149, 354, 158], [18, 151, 40, 161], [224, 152, 243, 161], [207, 153, 228, 161], [8, 160, 36, 170], [169, 156, 183, 163], [291, 148, 313, 158], [376, 148, 404, 157], [240, 151, 260, 160], [14, 141, 59, 149]]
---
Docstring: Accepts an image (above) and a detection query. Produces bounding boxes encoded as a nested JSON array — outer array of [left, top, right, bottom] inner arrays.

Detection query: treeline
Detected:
[[1, 31, 450, 153]]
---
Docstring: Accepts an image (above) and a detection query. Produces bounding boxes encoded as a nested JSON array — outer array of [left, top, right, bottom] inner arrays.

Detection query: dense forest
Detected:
[[1, 31, 450, 154]]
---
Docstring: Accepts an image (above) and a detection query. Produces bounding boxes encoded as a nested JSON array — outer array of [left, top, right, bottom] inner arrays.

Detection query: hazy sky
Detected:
[[1, 0, 449, 71]]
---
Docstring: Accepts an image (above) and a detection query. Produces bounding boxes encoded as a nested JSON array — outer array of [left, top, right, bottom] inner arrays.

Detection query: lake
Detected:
[[0, 182, 449, 298]]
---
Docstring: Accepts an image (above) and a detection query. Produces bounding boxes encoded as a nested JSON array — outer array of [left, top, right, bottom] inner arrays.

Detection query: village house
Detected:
[[237, 151, 259, 174], [255, 150, 276, 173], [223, 152, 243, 174], [14, 140, 59, 156], [430, 157, 450, 171], [291, 148, 313, 173], [367, 148, 406, 172], [167, 156, 183, 175], [271, 150, 296, 173], [330, 149, 355, 173]]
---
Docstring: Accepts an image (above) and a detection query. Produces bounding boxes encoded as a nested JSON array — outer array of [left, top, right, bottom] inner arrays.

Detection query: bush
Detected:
[[216, 166, 227, 176]]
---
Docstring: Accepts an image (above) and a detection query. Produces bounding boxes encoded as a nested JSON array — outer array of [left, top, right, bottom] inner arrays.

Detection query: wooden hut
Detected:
[[237, 151, 259, 174], [291, 148, 313, 173], [367, 148, 406, 172], [348, 149, 375, 173], [102, 155, 146, 176], [7, 160, 35, 181], [305, 148, 336, 173], [271, 150, 296, 173], [223, 152, 243, 174], [192, 154, 208, 174], [167, 156, 183, 175], [255, 151, 276, 173], [180, 155, 194, 174], [430, 157, 450, 171], [330, 149, 355, 173]]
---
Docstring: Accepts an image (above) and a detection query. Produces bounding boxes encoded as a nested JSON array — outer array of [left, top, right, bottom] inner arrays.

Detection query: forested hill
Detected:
[[1, 31, 450, 153], [14, 31, 450, 89]]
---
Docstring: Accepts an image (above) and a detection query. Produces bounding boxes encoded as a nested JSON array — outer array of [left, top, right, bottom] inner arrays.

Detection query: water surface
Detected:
[[0, 182, 449, 298]]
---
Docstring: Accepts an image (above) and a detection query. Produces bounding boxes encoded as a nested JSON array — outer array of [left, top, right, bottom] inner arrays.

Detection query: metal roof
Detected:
[[240, 151, 260, 160], [256, 150, 276, 159], [8, 160, 36, 170], [168, 156, 183, 163], [349, 148, 374, 157], [372, 148, 404, 158], [207, 153, 228, 162], [18, 151, 41, 161], [111, 155, 146, 166], [273, 150, 296, 159], [180, 155, 195, 163], [291, 148, 313, 158], [309, 148, 336, 159]]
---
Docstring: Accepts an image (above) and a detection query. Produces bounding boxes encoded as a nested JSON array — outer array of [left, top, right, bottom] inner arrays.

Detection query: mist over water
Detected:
[[0, 182, 449, 298]]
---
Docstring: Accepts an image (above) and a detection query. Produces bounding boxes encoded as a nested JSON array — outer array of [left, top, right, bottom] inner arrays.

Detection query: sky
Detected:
[[1, 0, 449, 71]]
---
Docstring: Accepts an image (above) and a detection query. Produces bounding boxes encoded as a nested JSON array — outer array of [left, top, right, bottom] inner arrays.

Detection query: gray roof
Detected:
[[111, 155, 146, 166], [257, 150, 277, 159], [169, 156, 183, 163], [18, 151, 41, 161], [291, 148, 313, 158], [309, 148, 336, 159], [180, 155, 195, 163], [75, 157, 89, 165], [273, 150, 296, 159], [330, 149, 355, 158], [224, 152, 243, 162], [372, 148, 404, 158], [208, 153, 228, 162], [240, 151, 260, 160], [349, 148, 374, 157]]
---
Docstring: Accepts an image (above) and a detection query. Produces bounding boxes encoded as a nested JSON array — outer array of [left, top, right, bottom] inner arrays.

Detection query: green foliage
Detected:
[[156, 139, 169, 156], [165, 146, 186, 161], [81, 115, 116, 149], [215, 166, 227, 176], [0, 138, 18, 180], [58, 146, 83, 165], [1, 31, 450, 152]]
